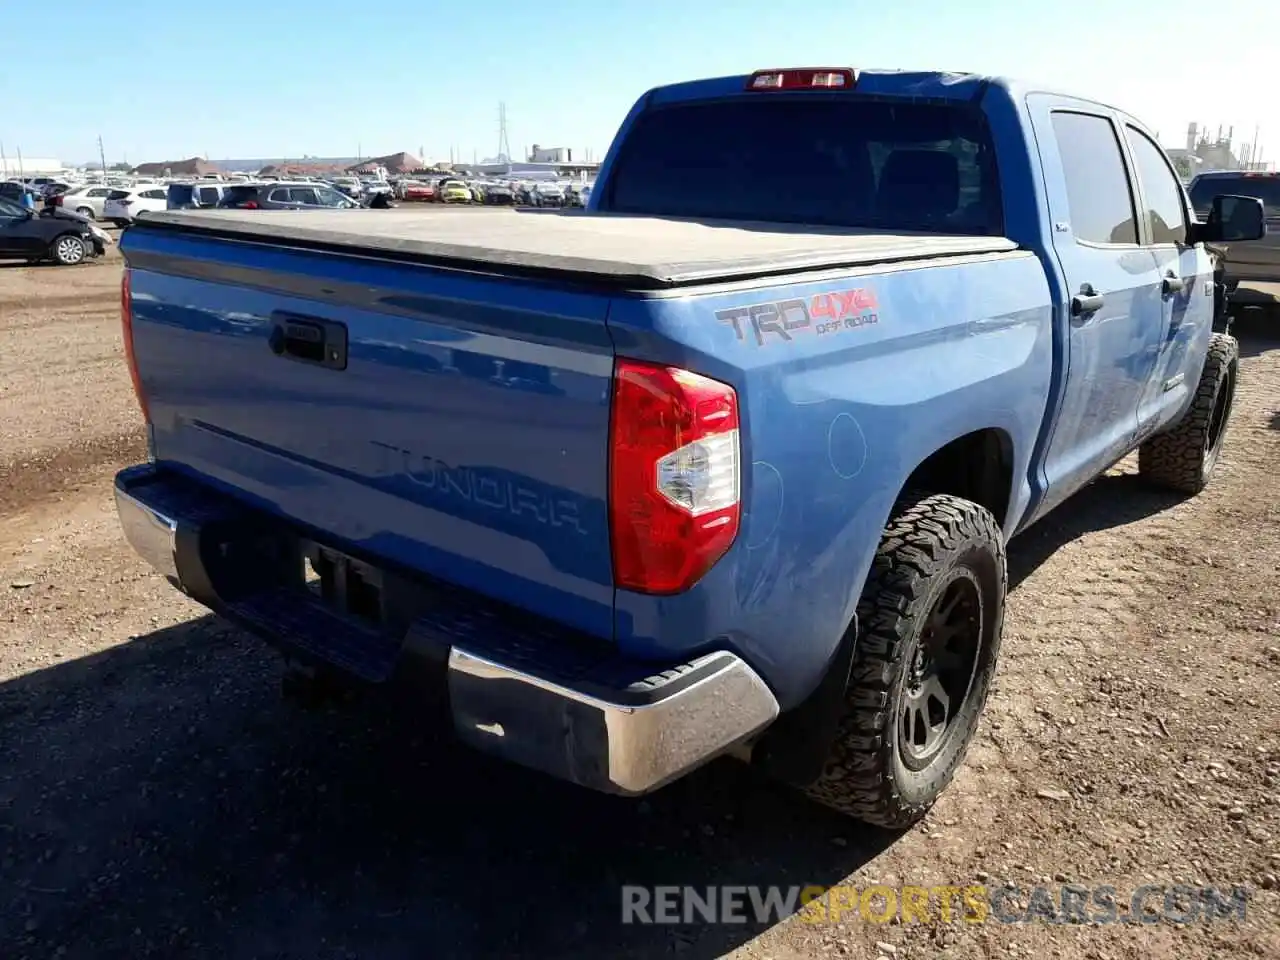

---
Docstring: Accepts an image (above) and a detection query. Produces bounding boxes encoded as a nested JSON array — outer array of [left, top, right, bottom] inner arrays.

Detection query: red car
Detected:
[[402, 182, 435, 202]]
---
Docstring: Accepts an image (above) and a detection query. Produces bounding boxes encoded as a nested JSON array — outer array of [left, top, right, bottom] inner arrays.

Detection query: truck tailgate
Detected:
[[123, 227, 616, 639]]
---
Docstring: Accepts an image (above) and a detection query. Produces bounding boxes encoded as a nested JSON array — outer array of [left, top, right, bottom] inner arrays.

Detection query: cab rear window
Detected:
[[602, 96, 1003, 235]]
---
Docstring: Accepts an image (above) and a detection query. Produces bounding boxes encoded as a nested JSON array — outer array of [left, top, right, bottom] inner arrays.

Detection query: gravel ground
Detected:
[[0, 253, 1277, 960]]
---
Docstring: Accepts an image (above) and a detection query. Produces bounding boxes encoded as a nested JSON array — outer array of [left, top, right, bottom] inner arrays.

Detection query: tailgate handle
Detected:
[[269, 314, 348, 370]]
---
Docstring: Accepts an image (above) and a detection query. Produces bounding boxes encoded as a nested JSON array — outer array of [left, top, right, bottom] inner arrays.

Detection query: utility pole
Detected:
[[17, 146, 25, 181], [97, 134, 107, 176], [1, 141, 7, 179], [498, 102, 511, 162]]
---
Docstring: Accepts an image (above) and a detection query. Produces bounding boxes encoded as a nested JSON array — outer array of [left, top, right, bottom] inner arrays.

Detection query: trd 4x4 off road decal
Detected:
[[716, 288, 879, 347]]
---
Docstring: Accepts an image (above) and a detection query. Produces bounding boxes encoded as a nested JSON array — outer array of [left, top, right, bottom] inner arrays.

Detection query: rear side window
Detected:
[[168, 184, 196, 204], [602, 96, 1003, 234], [1189, 175, 1280, 216], [1050, 112, 1138, 245], [198, 187, 220, 204], [220, 186, 260, 206], [142, 189, 166, 200], [108, 190, 130, 200], [1124, 126, 1188, 245]]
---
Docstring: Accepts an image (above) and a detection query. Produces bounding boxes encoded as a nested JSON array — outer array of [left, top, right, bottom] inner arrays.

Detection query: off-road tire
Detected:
[[1138, 333, 1238, 495], [803, 492, 1006, 829]]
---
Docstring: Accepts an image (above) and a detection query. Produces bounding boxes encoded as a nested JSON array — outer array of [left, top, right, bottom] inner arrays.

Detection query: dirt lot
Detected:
[[1, 250, 1277, 960]]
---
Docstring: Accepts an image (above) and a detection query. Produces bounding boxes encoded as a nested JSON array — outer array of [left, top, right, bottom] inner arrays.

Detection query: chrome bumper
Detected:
[[448, 648, 778, 795], [115, 470, 179, 583], [114, 465, 780, 796]]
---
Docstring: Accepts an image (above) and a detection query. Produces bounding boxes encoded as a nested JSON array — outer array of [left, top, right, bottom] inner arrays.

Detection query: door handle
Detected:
[[1071, 286, 1105, 316], [268, 313, 348, 370], [1162, 272, 1185, 296]]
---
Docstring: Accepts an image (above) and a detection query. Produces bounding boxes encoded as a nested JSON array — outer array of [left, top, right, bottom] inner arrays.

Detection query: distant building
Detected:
[[1175, 122, 1271, 174], [529, 145, 572, 164], [346, 151, 422, 175], [133, 156, 219, 178], [0, 157, 63, 176]]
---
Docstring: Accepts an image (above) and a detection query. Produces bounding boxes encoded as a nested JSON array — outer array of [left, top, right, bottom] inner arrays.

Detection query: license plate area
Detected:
[[304, 541, 388, 626]]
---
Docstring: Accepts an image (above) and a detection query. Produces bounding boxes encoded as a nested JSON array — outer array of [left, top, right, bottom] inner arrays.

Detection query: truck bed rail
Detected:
[[134, 209, 1019, 289]]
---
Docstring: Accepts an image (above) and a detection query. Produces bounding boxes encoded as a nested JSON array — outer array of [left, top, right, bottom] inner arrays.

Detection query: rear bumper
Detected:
[[114, 464, 779, 795]]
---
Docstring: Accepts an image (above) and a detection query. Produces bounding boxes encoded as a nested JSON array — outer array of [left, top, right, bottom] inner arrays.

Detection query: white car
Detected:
[[104, 186, 168, 225], [55, 184, 116, 220]]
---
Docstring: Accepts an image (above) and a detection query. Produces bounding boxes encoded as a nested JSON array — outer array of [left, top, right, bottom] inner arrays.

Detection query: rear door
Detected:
[[1121, 121, 1214, 435], [1026, 99, 1166, 513]]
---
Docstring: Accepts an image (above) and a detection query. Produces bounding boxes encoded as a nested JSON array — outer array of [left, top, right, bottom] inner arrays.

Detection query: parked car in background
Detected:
[[437, 179, 472, 204], [104, 186, 169, 226], [1188, 170, 1280, 313], [401, 181, 435, 202], [167, 182, 233, 210], [56, 185, 115, 220], [563, 183, 590, 208], [480, 182, 515, 205], [0, 196, 109, 265], [216, 182, 360, 210], [531, 181, 565, 207], [331, 177, 363, 200], [0, 181, 43, 207]]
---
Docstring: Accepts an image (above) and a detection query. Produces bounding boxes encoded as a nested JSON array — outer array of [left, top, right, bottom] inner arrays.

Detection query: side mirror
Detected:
[[1196, 194, 1266, 244]]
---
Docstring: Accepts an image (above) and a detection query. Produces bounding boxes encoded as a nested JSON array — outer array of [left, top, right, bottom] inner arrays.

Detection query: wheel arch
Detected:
[[899, 427, 1017, 533], [751, 425, 1016, 787]]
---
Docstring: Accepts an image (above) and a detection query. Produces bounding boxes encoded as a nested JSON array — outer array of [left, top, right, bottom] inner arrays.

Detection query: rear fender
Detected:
[[604, 251, 1052, 710]]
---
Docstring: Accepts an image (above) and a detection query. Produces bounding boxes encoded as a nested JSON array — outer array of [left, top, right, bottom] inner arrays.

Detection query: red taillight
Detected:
[[609, 359, 741, 594], [120, 270, 149, 421], [54, 195, 64, 206], [747, 67, 857, 91], [242, 200, 259, 209]]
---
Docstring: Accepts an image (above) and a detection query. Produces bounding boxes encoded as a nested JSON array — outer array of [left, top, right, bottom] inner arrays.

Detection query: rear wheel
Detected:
[[75, 206, 95, 220], [803, 492, 1006, 828], [50, 234, 87, 266], [1138, 333, 1238, 495]]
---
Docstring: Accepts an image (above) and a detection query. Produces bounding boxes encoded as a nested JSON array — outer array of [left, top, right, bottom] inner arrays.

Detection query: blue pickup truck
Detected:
[[113, 67, 1265, 828]]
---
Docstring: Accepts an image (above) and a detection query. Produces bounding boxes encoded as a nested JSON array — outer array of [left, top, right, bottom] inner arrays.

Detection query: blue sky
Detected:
[[1, 0, 1275, 167]]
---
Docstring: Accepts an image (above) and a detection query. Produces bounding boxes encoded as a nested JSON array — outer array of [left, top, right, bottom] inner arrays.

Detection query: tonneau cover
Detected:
[[138, 208, 1019, 289]]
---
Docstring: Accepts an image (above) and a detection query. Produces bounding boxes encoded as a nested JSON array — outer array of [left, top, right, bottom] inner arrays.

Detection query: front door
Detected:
[[1120, 121, 1216, 437], [1025, 98, 1167, 519], [0, 199, 39, 257]]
